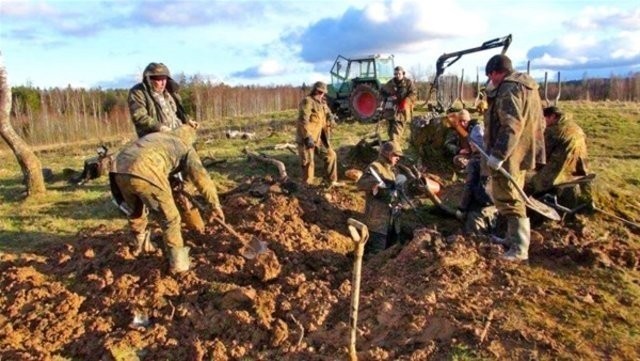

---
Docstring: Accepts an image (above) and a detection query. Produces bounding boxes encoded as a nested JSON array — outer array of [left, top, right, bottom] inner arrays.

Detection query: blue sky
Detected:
[[1, 0, 639, 89]]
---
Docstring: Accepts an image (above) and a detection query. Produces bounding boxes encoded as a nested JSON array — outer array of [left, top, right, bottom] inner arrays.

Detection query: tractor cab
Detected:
[[327, 54, 395, 122]]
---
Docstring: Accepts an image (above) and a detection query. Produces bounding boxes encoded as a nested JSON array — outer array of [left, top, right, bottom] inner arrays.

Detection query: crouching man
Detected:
[[109, 125, 225, 273], [357, 141, 405, 254]]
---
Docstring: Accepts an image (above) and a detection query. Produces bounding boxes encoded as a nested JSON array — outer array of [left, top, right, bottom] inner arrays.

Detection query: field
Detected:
[[1, 101, 639, 360]]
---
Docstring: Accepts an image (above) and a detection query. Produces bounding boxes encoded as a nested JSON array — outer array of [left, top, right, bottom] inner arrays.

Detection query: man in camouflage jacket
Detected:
[[382, 66, 417, 144], [357, 141, 404, 254], [128, 62, 196, 138], [484, 55, 546, 262], [296, 81, 339, 186], [527, 106, 589, 196], [109, 125, 224, 273]]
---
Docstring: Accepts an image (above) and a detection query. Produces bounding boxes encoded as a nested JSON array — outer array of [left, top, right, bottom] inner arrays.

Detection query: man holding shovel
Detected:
[[109, 125, 225, 273], [484, 54, 546, 262], [356, 141, 405, 254]]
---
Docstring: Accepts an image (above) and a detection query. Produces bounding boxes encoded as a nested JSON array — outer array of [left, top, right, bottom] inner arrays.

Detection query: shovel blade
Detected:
[[526, 197, 561, 221]]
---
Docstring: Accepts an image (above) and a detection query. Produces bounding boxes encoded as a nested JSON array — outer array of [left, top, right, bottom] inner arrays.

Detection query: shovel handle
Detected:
[[210, 216, 248, 245], [468, 138, 530, 201]]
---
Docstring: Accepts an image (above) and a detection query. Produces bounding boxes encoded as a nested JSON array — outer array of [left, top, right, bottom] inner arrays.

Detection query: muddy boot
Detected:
[[502, 217, 530, 262], [132, 230, 156, 257], [168, 246, 191, 273]]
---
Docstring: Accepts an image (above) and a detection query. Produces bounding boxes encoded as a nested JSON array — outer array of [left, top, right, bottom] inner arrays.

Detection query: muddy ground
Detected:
[[1, 168, 639, 360]]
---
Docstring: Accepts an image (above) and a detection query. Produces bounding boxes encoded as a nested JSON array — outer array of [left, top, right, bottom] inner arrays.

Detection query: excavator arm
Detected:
[[428, 34, 512, 111]]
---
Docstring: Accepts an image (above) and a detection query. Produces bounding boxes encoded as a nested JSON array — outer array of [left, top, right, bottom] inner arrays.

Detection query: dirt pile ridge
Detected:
[[1, 177, 639, 360]]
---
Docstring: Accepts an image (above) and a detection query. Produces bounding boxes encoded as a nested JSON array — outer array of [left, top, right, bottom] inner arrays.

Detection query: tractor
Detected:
[[326, 54, 396, 122]]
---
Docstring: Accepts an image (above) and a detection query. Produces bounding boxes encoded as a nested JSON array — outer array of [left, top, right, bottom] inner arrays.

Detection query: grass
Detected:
[[2, 102, 639, 250]]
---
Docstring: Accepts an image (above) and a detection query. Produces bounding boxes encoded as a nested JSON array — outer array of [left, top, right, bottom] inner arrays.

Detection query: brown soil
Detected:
[[1, 176, 639, 361]]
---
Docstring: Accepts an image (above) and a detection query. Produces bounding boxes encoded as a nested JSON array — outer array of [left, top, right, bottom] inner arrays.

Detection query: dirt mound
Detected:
[[1, 178, 638, 360]]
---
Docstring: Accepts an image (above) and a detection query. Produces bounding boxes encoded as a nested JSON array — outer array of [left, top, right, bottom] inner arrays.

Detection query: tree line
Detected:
[[7, 72, 640, 148], [9, 75, 304, 148]]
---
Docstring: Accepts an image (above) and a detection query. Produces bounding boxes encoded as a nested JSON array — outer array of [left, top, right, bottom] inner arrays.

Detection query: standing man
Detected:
[[382, 66, 417, 144], [357, 141, 404, 254], [128, 62, 197, 138], [110, 125, 225, 273], [484, 54, 546, 262], [296, 81, 340, 187], [527, 106, 589, 197]]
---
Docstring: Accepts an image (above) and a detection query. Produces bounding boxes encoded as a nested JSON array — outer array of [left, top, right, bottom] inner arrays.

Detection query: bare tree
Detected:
[[0, 53, 46, 196]]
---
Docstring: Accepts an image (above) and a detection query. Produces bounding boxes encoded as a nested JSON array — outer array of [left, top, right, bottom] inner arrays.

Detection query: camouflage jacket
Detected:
[[485, 72, 546, 172], [356, 156, 398, 234], [530, 114, 589, 192], [296, 95, 332, 146], [128, 79, 188, 138], [111, 131, 220, 208], [383, 77, 417, 107]]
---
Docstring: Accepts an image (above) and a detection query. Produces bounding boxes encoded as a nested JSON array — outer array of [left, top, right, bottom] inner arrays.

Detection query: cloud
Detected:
[[1, 0, 273, 39], [527, 6, 640, 72], [231, 59, 287, 79], [562, 6, 640, 31], [284, 0, 485, 63], [127, 0, 272, 27]]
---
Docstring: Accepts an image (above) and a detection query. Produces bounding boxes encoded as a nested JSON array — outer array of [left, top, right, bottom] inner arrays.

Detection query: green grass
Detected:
[[2, 102, 639, 251]]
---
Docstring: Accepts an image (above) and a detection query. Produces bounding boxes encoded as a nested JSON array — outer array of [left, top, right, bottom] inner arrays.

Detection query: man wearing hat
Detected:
[[357, 141, 405, 254], [296, 81, 341, 187], [382, 66, 417, 144], [128, 62, 197, 138], [484, 54, 546, 261]]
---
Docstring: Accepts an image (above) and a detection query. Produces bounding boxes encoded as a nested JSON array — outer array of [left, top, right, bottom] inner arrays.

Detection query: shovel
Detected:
[[469, 139, 561, 221], [347, 218, 369, 361], [210, 216, 269, 260]]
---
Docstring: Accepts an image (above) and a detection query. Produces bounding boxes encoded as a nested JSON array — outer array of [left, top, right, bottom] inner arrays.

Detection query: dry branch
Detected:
[[243, 147, 288, 181]]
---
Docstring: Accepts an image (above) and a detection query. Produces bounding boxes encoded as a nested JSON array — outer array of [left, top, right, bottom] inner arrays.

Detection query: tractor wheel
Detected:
[[349, 84, 381, 122]]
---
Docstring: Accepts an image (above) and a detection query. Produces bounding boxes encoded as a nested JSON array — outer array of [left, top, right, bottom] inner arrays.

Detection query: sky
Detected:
[[1, 0, 639, 89]]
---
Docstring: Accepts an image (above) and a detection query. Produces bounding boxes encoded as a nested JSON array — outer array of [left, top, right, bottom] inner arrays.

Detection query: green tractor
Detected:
[[326, 54, 396, 122]]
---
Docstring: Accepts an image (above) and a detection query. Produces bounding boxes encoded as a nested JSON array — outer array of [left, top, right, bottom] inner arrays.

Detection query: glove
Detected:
[[209, 206, 225, 223], [304, 136, 315, 149], [487, 155, 504, 171], [455, 209, 466, 221]]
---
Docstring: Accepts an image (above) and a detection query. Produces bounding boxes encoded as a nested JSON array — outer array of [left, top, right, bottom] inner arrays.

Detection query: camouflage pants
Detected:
[[464, 206, 498, 235], [114, 174, 183, 249], [386, 108, 412, 144], [490, 169, 527, 218], [298, 144, 337, 185]]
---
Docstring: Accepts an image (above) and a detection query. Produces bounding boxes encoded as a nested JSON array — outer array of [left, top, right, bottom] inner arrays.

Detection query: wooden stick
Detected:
[[479, 310, 494, 344], [243, 147, 288, 181]]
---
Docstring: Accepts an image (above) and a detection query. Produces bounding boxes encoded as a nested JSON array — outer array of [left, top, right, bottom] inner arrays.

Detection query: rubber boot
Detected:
[[132, 230, 156, 257], [502, 217, 530, 262], [169, 246, 191, 273]]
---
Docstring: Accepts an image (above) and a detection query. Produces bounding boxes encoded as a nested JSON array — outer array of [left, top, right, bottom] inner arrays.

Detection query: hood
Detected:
[[504, 72, 539, 91]]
